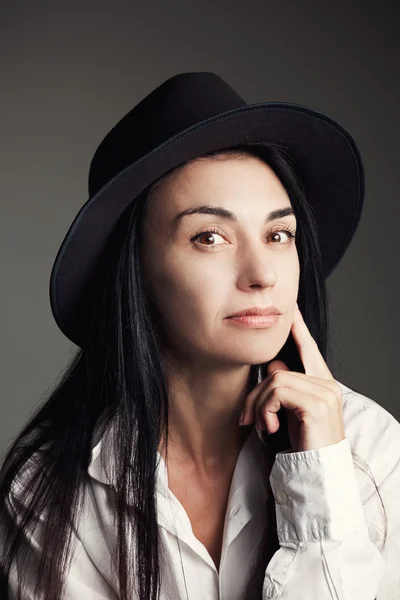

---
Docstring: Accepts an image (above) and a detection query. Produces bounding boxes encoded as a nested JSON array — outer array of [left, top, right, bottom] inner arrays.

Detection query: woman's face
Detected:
[[141, 153, 300, 370]]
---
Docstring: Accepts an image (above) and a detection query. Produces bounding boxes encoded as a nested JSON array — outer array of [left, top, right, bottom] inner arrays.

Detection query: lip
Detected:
[[226, 314, 280, 328], [226, 305, 282, 318]]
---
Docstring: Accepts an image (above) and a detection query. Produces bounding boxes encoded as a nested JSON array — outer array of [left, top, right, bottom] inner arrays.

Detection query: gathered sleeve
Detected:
[[262, 437, 388, 599]]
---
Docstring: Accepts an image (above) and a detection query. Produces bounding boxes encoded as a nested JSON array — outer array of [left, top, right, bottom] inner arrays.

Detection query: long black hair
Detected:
[[0, 142, 387, 600]]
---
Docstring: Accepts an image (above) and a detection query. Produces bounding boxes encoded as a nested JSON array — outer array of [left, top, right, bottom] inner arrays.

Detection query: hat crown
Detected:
[[88, 72, 246, 196]]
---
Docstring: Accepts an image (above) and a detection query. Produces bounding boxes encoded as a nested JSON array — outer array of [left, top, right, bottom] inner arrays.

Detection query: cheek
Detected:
[[167, 263, 225, 313], [144, 250, 221, 313], [280, 252, 300, 288], [279, 269, 300, 312], [287, 258, 300, 288]]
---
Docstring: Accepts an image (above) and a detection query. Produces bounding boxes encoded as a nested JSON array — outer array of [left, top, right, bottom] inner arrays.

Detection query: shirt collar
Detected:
[[88, 421, 271, 504]]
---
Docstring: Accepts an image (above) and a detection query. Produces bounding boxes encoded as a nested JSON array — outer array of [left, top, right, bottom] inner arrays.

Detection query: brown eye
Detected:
[[194, 232, 224, 245], [190, 227, 226, 247], [268, 228, 296, 244], [190, 226, 296, 248]]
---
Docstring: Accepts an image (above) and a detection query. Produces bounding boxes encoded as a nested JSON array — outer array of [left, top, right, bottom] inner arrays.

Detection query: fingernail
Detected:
[[239, 411, 245, 426]]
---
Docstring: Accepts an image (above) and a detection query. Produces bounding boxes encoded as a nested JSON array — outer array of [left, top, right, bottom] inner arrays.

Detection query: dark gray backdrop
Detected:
[[1, 0, 399, 455]]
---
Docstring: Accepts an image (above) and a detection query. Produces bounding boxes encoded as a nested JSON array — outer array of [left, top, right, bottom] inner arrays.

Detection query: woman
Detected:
[[1, 72, 399, 600]]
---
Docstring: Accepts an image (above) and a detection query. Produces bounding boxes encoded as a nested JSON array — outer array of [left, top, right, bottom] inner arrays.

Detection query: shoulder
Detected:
[[335, 377, 400, 489], [3, 442, 119, 569], [337, 378, 399, 442]]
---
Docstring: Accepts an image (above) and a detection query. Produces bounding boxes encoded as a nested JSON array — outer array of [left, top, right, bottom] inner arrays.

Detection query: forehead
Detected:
[[147, 154, 291, 219]]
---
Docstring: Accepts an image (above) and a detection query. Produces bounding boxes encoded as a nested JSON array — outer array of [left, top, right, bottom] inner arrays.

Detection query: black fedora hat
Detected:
[[49, 71, 364, 348]]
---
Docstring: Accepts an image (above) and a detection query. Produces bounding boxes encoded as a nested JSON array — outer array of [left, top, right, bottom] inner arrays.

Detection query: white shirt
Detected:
[[3, 379, 400, 599]]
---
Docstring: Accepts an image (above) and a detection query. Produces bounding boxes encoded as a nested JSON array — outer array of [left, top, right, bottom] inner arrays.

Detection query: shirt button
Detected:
[[276, 490, 288, 504]]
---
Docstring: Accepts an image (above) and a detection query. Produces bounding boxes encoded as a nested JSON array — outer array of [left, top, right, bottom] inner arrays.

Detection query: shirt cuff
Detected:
[[269, 438, 369, 545]]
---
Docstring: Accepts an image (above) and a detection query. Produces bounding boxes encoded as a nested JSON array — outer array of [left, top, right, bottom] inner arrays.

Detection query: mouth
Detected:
[[225, 306, 282, 318], [225, 313, 281, 328]]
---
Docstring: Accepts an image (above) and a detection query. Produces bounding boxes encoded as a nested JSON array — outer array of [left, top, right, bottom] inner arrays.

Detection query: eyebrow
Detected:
[[173, 204, 295, 226]]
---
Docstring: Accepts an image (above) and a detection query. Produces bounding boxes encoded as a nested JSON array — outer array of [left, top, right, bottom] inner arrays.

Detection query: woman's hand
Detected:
[[239, 303, 346, 452]]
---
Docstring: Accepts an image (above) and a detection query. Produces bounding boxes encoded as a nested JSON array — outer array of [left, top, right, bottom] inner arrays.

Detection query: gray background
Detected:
[[1, 1, 399, 456]]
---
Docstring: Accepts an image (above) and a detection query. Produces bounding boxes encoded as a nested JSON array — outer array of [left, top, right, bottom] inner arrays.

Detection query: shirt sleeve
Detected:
[[1, 477, 119, 600], [262, 438, 386, 600]]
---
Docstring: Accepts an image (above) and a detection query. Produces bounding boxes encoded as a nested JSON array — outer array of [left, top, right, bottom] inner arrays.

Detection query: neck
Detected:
[[158, 359, 257, 478]]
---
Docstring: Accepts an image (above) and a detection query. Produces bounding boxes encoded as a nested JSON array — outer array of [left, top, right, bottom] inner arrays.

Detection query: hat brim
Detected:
[[50, 102, 364, 347]]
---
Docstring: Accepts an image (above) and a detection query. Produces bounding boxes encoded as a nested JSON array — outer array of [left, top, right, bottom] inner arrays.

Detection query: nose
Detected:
[[235, 245, 278, 290]]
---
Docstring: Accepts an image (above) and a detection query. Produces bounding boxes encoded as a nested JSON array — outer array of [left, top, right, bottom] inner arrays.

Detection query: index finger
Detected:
[[293, 304, 334, 380]]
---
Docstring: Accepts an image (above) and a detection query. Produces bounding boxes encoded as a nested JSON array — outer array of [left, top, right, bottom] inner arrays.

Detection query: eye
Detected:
[[268, 227, 297, 245], [190, 226, 296, 249], [190, 227, 226, 247]]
